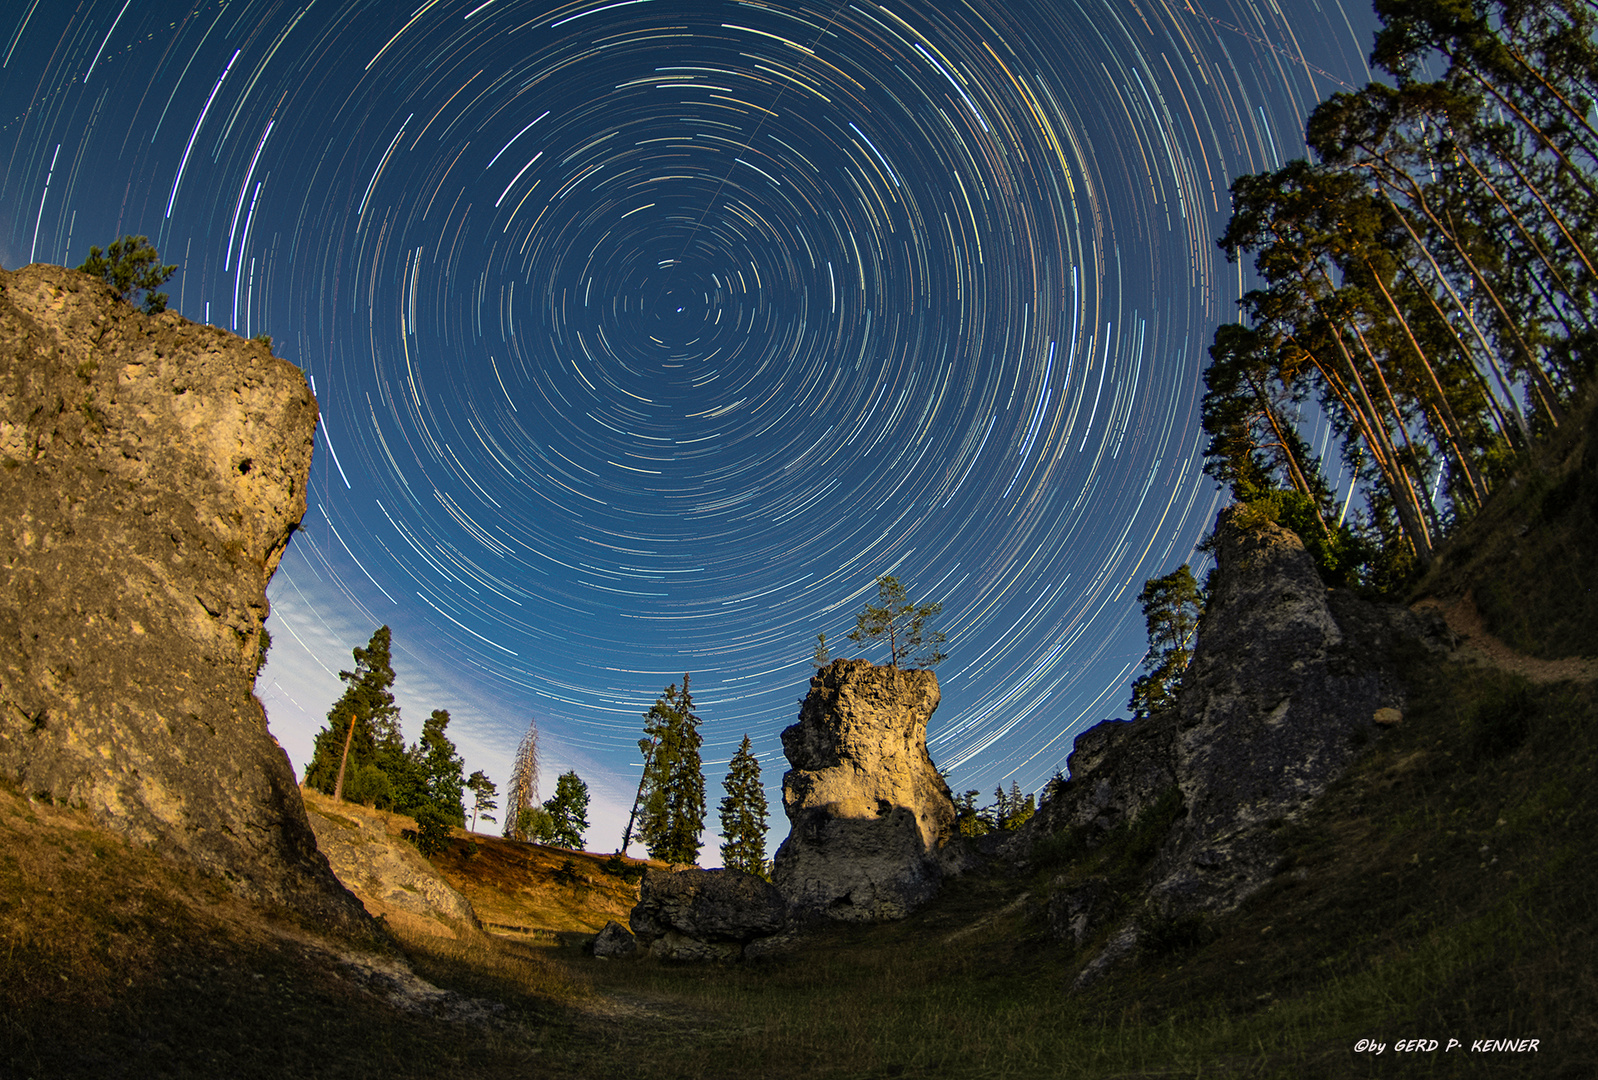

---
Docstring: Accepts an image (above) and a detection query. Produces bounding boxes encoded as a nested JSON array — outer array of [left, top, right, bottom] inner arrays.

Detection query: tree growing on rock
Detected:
[[848, 575, 946, 669], [718, 735, 769, 877], [77, 235, 176, 315], [502, 717, 540, 842], [634, 675, 705, 864], [1129, 565, 1205, 719], [540, 770, 590, 849]]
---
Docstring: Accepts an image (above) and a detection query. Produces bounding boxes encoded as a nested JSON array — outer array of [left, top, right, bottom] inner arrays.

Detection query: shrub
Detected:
[[77, 236, 176, 315]]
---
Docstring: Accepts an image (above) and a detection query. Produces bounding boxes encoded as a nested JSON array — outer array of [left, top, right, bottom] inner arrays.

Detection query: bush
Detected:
[[409, 804, 453, 856]]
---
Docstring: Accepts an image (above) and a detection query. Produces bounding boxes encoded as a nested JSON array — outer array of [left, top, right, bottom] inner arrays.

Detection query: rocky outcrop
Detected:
[[592, 920, 638, 958], [771, 658, 958, 921], [629, 868, 788, 960], [1019, 507, 1446, 965], [1151, 509, 1435, 916], [303, 791, 478, 938], [0, 263, 363, 927]]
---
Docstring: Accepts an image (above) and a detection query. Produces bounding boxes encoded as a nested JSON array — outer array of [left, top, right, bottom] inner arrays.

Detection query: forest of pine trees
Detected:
[[1203, 0, 1596, 589]]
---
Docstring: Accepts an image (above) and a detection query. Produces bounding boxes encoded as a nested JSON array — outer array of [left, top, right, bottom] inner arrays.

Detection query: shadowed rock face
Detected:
[[1149, 509, 1426, 916], [629, 868, 787, 961], [0, 263, 365, 927], [1017, 506, 1444, 968], [772, 658, 957, 921]]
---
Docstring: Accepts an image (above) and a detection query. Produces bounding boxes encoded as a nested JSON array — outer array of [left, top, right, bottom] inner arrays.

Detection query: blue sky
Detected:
[[2, 0, 1377, 861]]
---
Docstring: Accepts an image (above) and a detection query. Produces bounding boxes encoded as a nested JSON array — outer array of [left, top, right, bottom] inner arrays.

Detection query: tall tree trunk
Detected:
[[333, 711, 357, 803]]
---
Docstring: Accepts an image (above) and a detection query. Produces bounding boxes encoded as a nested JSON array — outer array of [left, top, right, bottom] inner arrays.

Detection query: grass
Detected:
[[5, 403, 1596, 1077], [6, 645, 1593, 1078]]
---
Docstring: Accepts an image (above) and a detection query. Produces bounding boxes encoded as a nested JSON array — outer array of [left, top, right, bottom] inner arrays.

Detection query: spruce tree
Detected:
[[718, 735, 769, 877], [636, 675, 706, 865], [414, 709, 466, 825], [540, 771, 590, 849], [304, 626, 400, 802]]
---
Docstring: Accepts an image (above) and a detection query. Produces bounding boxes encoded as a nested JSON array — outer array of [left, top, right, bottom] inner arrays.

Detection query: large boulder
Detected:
[[771, 658, 957, 921], [629, 868, 788, 960], [592, 920, 638, 958], [0, 263, 364, 927]]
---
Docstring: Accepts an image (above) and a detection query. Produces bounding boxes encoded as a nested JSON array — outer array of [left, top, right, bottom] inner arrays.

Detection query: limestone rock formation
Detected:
[[303, 790, 478, 938], [771, 658, 957, 920], [1150, 508, 1436, 917], [0, 263, 363, 926], [1017, 506, 1446, 962], [628, 868, 788, 961]]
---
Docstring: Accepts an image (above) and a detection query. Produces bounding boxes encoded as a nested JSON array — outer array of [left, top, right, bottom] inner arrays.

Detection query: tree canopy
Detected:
[[540, 771, 590, 850], [467, 770, 498, 832], [302, 628, 468, 855], [1129, 565, 1205, 720], [633, 675, 706, 864], [77, 236, 176, 315], [304, 626, 401, 804], [1203, 0, 1598, 589], [848, 575, 946, 669]]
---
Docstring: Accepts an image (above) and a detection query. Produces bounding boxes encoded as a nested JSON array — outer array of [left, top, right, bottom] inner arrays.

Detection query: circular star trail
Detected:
[[1, 0, 1377, 855]]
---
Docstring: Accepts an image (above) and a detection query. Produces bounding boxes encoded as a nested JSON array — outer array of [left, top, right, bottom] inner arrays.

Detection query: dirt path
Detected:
[[1414, 593, 1598, 685]]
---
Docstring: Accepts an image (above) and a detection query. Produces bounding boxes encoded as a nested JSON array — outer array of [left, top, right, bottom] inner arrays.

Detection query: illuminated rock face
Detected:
[[772, 658, 957, 921], [0, 263, 364, 928]]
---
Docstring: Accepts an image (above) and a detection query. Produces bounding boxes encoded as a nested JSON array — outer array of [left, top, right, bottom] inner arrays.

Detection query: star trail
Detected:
[[2, 0, 1377, 856]]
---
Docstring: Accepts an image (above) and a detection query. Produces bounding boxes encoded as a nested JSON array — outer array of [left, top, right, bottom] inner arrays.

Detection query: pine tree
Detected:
[[304, 627, 401, 803], [848, 575, 946, 669], [77, 235, 176, 314], [1129, 566, 1205, 719], [635, 675, 705, 864], [540, 771, 590, 850], [467, 770, 498, 832], [813, 632, 830, 667], [718, 735, 769, 877], [502, 717, 540, 842]]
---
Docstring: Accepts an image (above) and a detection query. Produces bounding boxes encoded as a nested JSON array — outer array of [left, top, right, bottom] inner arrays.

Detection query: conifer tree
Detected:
[[502, 717, 540, 842], [849, 575, 946, 669], [540, 771, 590, 849], [718, 735, 769, 877], [1129, 566, 1204, 719], [415, 709, 466, 825], [467, 770, 498, 831], [636, 675, 706, 864], [77, 235, 176, 314], [304, 627, 400, 802]]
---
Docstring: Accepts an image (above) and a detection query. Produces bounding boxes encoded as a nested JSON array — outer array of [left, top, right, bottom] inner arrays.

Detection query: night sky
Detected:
[[3, 0, 1377, 860]]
